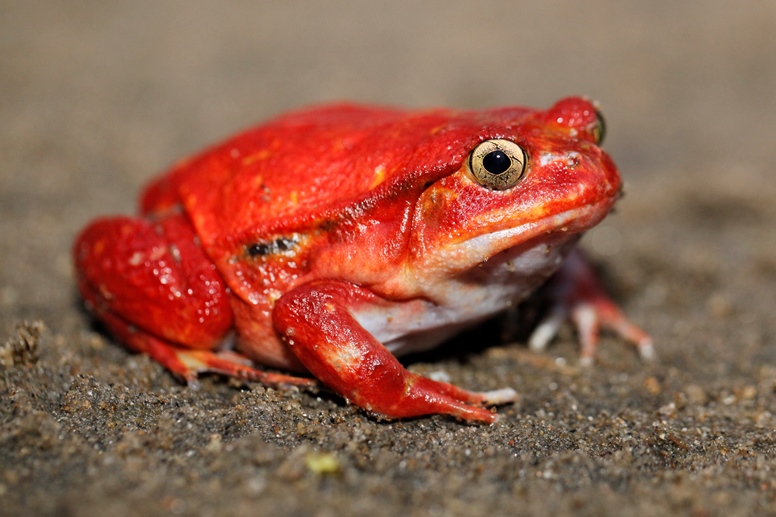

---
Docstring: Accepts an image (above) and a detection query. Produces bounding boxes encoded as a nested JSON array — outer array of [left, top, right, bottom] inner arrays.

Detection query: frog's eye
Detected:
[[592, 110, 606, 145], [468, 139, 527, 190]]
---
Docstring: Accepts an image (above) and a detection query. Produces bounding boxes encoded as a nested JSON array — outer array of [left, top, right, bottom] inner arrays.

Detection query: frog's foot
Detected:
[[274, 281, 517, 423], [97, 310, 315, 387], [528, 249, 654, 365], [166, 348, 315, 388]]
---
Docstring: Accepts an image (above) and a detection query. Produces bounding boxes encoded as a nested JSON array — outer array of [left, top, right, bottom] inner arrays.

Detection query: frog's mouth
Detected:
[[439, 198, 613, 274]]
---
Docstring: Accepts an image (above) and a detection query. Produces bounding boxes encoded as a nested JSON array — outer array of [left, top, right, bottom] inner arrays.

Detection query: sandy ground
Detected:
[[2, 2, 776, 516]]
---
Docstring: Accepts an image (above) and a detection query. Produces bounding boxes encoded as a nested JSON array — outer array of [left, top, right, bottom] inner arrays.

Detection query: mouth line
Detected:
[[459, 200, 611, 257]]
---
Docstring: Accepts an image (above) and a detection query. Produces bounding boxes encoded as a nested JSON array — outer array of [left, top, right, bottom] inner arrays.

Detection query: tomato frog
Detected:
[[74, 97, 652, 423]]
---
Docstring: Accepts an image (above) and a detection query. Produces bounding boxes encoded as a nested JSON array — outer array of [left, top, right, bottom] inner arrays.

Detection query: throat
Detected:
[[353, 236, 578, 357], [431, 235, 578, 316]]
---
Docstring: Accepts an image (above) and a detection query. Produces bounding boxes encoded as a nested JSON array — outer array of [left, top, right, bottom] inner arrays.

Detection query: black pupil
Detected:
[[482, 151, 511, 175]]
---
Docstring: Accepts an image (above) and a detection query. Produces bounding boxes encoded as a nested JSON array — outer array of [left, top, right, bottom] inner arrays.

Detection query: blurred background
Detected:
[[1, 2, 775, 515], [4, 0, 775, 337]]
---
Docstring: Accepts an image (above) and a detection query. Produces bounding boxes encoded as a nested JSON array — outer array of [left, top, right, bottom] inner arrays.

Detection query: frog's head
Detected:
[[409, 97, 620, 282]]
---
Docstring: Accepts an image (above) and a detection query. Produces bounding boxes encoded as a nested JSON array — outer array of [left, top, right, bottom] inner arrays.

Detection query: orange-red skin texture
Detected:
[[74, 97, 617, 422]]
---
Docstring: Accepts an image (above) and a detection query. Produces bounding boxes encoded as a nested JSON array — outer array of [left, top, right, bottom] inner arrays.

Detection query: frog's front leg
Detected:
[[528, 249, 654, 365], [273, 280, 516, 423]]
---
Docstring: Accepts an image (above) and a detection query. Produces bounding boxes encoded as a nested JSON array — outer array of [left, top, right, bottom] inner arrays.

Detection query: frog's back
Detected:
[[141, 103, 534, 248]]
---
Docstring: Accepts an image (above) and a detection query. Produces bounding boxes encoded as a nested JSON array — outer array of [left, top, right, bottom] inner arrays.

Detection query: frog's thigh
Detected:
[[273, 280, 512, 422], [74, 215, 312, 386], [74, 214, 233, 348]]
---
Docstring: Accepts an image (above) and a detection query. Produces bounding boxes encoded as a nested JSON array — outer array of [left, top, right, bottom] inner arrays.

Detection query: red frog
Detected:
[[74, 97, 652, 423]]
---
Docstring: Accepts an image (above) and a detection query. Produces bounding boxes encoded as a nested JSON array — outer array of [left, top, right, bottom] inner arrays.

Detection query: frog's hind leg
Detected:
[[273, 280, 517, 423], [95, 309, 314, 387], [74, 214, 312, 387]]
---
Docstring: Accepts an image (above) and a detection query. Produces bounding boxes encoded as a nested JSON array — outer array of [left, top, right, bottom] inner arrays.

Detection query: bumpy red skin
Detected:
[[74, 97, 630, 422]]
